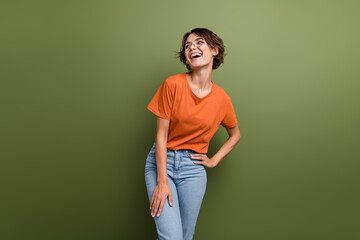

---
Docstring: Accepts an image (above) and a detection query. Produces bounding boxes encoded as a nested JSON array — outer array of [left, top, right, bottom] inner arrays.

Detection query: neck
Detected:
[[187, 68, 213, 91]]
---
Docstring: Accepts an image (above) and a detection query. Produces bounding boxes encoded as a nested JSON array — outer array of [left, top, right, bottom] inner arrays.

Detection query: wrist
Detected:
[[211, 156, 220, 166], [157, 179, 168, 184]]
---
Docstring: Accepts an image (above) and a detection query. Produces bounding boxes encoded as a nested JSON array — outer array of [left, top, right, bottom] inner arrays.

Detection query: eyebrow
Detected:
[[185, 37, 205, 45]]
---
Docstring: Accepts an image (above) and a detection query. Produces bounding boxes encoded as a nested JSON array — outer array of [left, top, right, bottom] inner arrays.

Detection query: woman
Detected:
[[145, 28, 241, 240]]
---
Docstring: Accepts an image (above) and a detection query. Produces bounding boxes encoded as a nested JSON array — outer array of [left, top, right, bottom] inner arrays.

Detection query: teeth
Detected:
[[191, 53, 202, 59]]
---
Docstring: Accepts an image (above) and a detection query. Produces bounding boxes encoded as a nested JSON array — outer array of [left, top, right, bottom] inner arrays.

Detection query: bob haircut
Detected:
[[175, 28, 226, 73]]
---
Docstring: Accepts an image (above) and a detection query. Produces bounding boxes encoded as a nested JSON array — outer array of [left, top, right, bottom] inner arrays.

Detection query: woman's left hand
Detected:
[[190, 154, 217, 168]]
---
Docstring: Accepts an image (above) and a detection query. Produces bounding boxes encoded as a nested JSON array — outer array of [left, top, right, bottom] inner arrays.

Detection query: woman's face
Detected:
[[184, 33, 218, 70]]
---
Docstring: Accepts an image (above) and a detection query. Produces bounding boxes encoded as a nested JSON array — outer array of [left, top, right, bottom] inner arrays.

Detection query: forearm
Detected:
[[155, 136, 168, 184], [211, 135, 241, 166]]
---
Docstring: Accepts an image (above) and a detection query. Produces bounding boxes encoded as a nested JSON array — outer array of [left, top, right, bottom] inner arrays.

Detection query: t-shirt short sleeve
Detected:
[[147, 80, 174, 120], [220, 95, 238, 128]]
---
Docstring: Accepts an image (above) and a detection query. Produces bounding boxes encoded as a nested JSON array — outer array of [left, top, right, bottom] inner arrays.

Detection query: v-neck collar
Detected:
[[183, 73, 214, 100]]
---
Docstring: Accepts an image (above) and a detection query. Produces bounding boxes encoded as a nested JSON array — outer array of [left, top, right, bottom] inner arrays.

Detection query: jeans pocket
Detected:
[[187, 151, 207, 170], [147, 143, 156, 157], [148, 151, 156, 158], [146, 151, 156, 165]]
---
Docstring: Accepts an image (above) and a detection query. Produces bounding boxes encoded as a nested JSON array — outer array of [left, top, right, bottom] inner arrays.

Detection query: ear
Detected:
[[212, 47, 219, 56]]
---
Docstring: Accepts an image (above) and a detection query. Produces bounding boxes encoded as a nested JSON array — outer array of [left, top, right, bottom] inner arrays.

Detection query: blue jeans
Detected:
[[144, 140, 207, 240]]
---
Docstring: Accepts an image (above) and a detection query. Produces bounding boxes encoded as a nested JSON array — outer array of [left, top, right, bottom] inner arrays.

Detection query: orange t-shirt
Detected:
[[147, 72, 238, 154]]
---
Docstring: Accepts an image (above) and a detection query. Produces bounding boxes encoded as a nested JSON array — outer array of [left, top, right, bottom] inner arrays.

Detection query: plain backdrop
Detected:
[[1, 0, 359, 239]]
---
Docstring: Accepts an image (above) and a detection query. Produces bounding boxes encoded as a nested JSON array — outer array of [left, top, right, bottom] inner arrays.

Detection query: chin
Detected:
[[190, 62, 210, 69]]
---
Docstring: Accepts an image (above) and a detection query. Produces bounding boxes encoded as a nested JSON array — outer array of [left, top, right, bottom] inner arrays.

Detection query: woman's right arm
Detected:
[[155, 117, 170, 184], [150, 117, 173, 218]]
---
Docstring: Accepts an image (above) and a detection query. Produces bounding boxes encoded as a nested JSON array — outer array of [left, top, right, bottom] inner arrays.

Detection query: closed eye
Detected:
[[184, 40, 205, 49]]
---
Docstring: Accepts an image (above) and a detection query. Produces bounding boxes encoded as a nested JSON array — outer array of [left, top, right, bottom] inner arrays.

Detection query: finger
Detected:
[[157, 199, 165, 217], [150, 189, 158, 211], [150, 193, 155, 210], [169, 193, 173, 207], [152, 199, 160, 217], [191, 154, 201, 157], [151, 195, 158, 216]]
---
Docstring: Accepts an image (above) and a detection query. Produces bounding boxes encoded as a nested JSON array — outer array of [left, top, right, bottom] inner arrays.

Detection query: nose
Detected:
[[190, 42, 197, 50]]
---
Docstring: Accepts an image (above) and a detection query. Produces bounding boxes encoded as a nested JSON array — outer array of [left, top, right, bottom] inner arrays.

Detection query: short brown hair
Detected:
[[175, 28, 226, 73]]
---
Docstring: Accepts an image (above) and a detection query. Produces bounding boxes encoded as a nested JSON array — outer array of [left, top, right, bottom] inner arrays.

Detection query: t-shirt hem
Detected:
[[168, 146, 207, 154], [153, 140, 207, 154]]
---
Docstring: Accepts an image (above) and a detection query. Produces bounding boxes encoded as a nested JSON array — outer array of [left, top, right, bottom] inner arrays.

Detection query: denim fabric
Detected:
[[144, 140, 207, 240]]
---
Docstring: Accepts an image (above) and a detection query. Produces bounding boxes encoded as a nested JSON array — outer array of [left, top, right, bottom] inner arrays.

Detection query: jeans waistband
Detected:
[[153, 140, 198, 155]]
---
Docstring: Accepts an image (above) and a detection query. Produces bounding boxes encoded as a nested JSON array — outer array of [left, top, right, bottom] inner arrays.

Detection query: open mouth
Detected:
[[190, 53, 202, 60]]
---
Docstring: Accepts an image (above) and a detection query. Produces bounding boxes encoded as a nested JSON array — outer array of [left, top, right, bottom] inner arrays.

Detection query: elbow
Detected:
[[156, 134, 168, 143], [230, 133, 241, 144], [235, 131, 241, 143], [236, 134, 241, 144], [226, 125, 241, 144]]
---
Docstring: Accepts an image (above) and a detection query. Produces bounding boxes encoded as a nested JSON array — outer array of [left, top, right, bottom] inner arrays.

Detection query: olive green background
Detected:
[[1, 1, 359, 239]]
